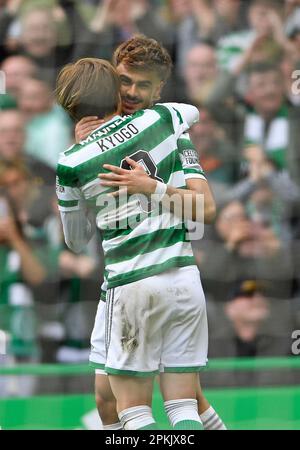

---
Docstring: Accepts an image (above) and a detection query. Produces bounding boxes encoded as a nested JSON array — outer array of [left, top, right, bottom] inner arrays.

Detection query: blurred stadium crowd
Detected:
[[1, 0, 300, 396]]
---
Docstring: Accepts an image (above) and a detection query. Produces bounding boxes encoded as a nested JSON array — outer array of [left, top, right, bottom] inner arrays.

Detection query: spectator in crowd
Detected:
[[0, 109, 56, 225], [225, 144, 300, 240], [195, 199, 295, 303], [0, 160, 46, 396], [210, 0, 248, 43], [0, 106, 99, 371], [189, 108, 237, 187], [0, 54, 38, 111], [0, 161, 46, 284], [205, 62, 300, 183], [0, 3, 77, 86], [204, 279, 295, 386], [17, 78, 72, 169], [0, 156, 98, 388], [217, 0, 287, 72], [0, 109, 25, 161], [0, 158, 99, 373], [180, 43, 219, 104], [0, 109, 54, 178], [240, 64, 296, 172], [0, 0, 22, 61], [1, 55, 37, 100], [19, 7, 69, 86], [162, 0, 216, 77], [212, 280, 273, 358], [68, 0, 173, 64]]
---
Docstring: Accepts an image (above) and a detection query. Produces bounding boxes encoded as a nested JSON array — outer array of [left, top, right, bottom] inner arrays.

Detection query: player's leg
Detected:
[[104, 281, 167, 430], [160, 266, 226, 429], [160, 266, 208, 430], [94, 372, 120, 429], [89, 299, 121, 429], [160, 371, 226, 430], [108, 375, 158, 430], [196, 378, 227, 430], [196, 380, 210, 414], [160, 372, 202, 430]]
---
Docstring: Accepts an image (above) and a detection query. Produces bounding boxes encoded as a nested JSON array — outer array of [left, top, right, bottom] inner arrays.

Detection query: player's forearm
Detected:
[[158, 183, 216, 224], [102, 167, 216, 223]]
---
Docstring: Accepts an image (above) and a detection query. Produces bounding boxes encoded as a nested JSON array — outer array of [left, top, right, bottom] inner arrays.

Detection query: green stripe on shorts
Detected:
[[105, 367, 159, 377], [89, 362, 105, 370], [163, 365, 207, 373]]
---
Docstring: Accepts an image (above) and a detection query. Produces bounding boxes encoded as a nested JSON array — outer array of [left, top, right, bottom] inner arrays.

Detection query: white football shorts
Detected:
[[91, 265, 208, 377], [90, 299, 107, 375]]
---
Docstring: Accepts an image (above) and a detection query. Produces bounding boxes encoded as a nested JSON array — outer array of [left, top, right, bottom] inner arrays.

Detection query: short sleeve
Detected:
[[156, 103, 199, 141]]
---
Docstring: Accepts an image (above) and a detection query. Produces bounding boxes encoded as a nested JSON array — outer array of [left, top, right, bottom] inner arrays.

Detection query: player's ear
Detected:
[[153, 81, 164, 102]]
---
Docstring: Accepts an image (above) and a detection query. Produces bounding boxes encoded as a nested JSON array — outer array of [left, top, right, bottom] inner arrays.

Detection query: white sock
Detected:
[[164, 399, 202, 428], [102, 422, 122, 430], [119, 405, 156, 430], [200, 406, 227, 430]]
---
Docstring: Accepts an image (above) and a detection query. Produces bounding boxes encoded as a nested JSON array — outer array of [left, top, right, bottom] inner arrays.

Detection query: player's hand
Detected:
[[75, 117, 104, 143], [98, 157, 157, 197]]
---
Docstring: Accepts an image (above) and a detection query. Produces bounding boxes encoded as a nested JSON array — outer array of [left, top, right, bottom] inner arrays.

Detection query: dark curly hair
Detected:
[[113, 35, 173, 83]]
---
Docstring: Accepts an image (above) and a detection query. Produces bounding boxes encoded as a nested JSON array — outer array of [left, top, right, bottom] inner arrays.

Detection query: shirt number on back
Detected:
[[120, 150, 163, 212]]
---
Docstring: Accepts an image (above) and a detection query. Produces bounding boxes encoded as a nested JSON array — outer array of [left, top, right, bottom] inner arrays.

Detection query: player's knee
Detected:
[[95, 391, 118, 424], [96, 390, 115, 409], [94, 375, 119, 426]]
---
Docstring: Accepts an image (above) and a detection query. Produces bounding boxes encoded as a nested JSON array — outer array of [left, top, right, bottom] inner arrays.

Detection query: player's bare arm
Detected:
[[75, 116, 105, 142], [99, 157, 216, 224]]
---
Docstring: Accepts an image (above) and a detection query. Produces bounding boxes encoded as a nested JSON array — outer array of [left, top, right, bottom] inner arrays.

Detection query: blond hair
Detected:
[[56, 58, 120, 121]]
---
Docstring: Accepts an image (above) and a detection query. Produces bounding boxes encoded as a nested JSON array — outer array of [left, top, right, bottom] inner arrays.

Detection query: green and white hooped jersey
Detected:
[[56, 104, 204, 289]]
